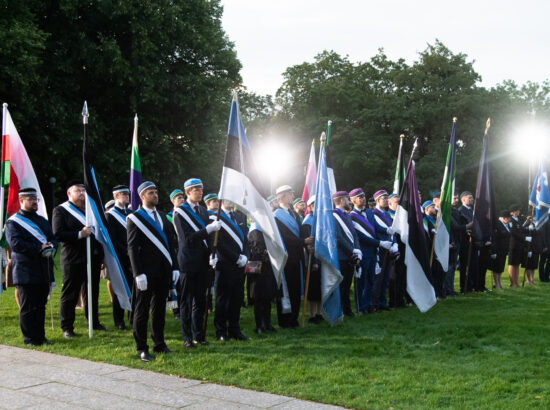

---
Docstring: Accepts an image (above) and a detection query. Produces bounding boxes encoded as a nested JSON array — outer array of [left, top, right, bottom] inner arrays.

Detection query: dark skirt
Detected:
[[248, 264, 278, 301], [508, 248, 523, 266], [307, 265, 321, 301], [492, 253, 507, 274], [521, 252, 540, 269]]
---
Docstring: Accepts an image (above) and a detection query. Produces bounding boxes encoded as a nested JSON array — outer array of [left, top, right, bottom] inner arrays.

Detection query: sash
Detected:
[[175, 206, 208, 247], [274, 208, 300, 238], [373, 208, 393, 228], [333, 210, 354, 244], [209, 212, 244, 251], [9, 213, 47, 244], [128, 212, 172, 265], [107, 207, 127, 229], [350, 211, 376, 240], [180, 203, 206, 228], [60, 201, 86, 226], [423, 217, 431, 233], [302, 214, 313, 227]]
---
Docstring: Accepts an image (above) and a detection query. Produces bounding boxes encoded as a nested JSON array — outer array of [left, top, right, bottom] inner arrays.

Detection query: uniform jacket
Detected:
[[105, 205, 131, 270]]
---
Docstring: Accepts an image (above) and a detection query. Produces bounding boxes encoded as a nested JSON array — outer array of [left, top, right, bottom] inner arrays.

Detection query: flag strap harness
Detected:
[[60, 201, 86, 226], [107, 207, 127, 229], [9, 213, 47, 244]]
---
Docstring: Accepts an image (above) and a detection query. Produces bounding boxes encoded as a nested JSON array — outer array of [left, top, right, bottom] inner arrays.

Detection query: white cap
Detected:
[[276, 185, 293, 195], [307, 195, 316, 206]]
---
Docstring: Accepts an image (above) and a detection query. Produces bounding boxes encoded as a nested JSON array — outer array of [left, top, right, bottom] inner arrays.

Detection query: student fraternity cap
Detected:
[[203, 193, 218, 203], [104, 199, 115, 210], [388, 193, 398, 200], [112, 185, 129, 194], [307, 195, 316, 206], [169, 189, 184, 201], [431, 191, 441, 199], [500, 209, 511, 218], [509, 204, 521, 212], [267, 195, 277, 202], [422, 200, 434, 210], [332, 191, 349, 200], [349, 188, 365, 198], [18, 187, 38, 197], [368, 197, 376, 205], [373, 190, 388, 200], [275, 185, 293, 195], [293, 198, 305, 206], [460, 191, 472, 199], [184, 178, 203, 189], [137, 181, 156, 195], [66, 180, 84, 190]]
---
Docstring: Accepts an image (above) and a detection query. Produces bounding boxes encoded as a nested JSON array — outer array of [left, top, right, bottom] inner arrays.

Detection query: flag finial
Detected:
[[232, 89, 238, 102], [82, 101, 89, 124], [400, 134, 404, 140], [320, 131, 326, 146], [2, 103, 7, 109], [311, 138, 315, 146], [485, 118, 491, 135], [453, 117, 457, 123], [134, 113, 138, 122]]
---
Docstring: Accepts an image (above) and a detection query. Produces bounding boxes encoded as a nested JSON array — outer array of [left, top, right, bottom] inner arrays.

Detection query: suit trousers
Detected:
[[214, 266, 245, 338], [459, 245, 478, 293], [132, 273, 169, 352], [276, 266, 302, 328], [376, 249, 393, 308], [18, 284, 50, 344], [339, 261, 355, 314], [59, 261, 101, 331], [178, 271, 208, 342]]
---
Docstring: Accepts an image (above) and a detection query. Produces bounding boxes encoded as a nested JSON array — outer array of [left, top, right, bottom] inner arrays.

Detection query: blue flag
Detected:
[[529, 160, 550, 229], [313, 142, 343, 326]]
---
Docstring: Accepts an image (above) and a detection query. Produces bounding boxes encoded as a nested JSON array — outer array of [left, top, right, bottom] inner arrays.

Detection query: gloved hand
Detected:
[[206, 220, 222, 234], [237, 254, 248, 268], [525, 236, 532, 243], [528, 251, 533, 258], [375, 263, 382, 275], [386, 226, 395, 235], [135, 274, 148, 291], [485, 241, 492, 246], [172, 270, 180, 283], [490, 254, 497, 260], [529, 224, 535, 232], [50, 281, 56, 293], [379, 240, 392, 250], [390, 243, 399, 254], [354, 267, 362, 278], [352, 249, 362, 261], [209, 254, 218, 269]]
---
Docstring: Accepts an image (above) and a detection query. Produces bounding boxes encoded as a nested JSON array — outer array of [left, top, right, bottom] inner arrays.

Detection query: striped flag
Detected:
[[129, 114, 142, 211], [301, 139, 316, 212], [529, 160, 550, 229]]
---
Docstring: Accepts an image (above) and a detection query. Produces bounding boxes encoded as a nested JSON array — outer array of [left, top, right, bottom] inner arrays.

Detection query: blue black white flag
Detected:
[[529, 160, 550, 229]]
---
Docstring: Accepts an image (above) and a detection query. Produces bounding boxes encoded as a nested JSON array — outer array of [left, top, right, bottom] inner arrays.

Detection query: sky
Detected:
[[221, 0, 550, 96]]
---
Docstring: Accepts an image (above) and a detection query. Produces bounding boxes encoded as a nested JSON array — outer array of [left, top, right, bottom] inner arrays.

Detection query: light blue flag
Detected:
[[313, 142, 343, 326], [529, 160, 550, 229]]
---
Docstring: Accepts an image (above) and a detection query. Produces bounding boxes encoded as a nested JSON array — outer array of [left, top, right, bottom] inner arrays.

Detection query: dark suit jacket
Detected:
[[127, 209, 178, 278], [173, 203, 212, 274], [213, 210, 249, 270], [275, 208, 306, 278], [5, 210, 58, 285], [52, 202, 103, 266], [458, 205, 481, 245], [450, 207, 467, 247], [494, 220, 511, 256], [509, 216, 525, 252], [105, 206, 131, 271], [333, 209, 360, 262]]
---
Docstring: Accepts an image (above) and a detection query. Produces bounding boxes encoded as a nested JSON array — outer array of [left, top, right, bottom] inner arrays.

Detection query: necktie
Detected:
[[194, 205, 199, 214], [152, 210, 161, 227]]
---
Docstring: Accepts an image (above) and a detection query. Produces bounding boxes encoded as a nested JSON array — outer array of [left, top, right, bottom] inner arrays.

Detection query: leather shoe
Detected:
[[63, 330, 76, 339], [115, 323, 127, 330], [229, 332, 249, 341], [183, 341, 195, 349], [139, 351, 153, 362], [217, 335, 228, 342], [265, 324, 276, 332], [153, 346, 172, 354], [254, 327, 264, 334], [24, 341, 42, 346], [192, 339, 210, 346], [43, 338, 54, 345], [93, 324, 108, 331]]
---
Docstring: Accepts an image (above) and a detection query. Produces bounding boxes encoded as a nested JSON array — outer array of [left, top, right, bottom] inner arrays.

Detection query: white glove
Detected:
[[352, 249, 362, 261], [525, 236, 532, 243], [354, 267, 362, 278], [528, 251, 533, 258], [485, 241, 492, 246], [50, 281, 56, 293], [390, 243, 399, 254], [386, 226, 395, 235], [237, 254, 248, 268], [529, 224, 535, 232], [379, 240, 392, 250], [206, 220, 222, 234], [490, 254, 497, 260], [135, 274, 148, 291], [375, 263, 382, 275], [172, 270, 180, 283], [209, 254, 218, 269]]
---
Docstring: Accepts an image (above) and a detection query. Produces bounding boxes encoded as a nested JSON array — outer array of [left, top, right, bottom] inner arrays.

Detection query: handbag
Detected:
[[245, 260, 262, 274]]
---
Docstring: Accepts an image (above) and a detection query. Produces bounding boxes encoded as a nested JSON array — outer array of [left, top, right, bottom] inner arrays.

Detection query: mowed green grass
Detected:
[[1, 261, 550, 409]]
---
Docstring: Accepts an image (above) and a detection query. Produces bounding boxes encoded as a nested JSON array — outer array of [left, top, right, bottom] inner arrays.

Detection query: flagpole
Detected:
[[393, 134, 404, 194], [82, 101, 93, 338]]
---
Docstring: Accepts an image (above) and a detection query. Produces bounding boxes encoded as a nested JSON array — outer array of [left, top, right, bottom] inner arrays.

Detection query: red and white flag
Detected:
[[301, 139, 317, 210]]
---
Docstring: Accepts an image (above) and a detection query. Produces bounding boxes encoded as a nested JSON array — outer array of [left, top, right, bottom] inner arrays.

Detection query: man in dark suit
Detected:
[[105, 185, 132, 330], [210, 200, 249, 341], [458, 191, 481, 293], [448, 194, 470, 296], [173, 178, 221, 347], [53, 181, 105, 338], [5, 187, 58, 346], [492, 210, 511, 289], [127, 181, 180, 362]]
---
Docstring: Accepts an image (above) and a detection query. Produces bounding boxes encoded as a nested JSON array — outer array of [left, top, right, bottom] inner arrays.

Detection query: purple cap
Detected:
[[332, 191, 349, 200], [373, 190, 388, 200], [349, 188, 365, 198]]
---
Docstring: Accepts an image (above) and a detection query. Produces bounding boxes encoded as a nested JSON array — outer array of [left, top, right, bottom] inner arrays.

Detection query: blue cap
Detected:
[[267, 195, 277, 202], [184, 178, 203, 189], [137, 181, 156, 195], [422, 200, 434, 210], [388, 193, 398, 200], [169, 189, 183, 201], [204, 193, 218, 202]]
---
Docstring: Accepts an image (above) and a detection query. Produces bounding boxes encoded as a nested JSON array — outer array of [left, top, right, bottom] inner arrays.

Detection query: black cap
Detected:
[[500, 209, 511, 218], [509, 204, 521, 212], [18, 187, 37, 197], [460, 191, 472, 200], [112, 185, 129, 194], [432, 191, 441, 199], [66, 180, 84, 190]]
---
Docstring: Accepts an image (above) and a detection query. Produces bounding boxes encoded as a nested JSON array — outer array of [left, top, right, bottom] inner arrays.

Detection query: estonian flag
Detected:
[[218, 92, 287, 286], [392, 160, 436, 312], [529, 159, 550, 229], [82, 102, 132, 311]]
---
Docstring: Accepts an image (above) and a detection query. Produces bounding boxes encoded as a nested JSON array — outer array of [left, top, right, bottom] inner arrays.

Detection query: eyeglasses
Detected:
[[23, 197, 40, 202]]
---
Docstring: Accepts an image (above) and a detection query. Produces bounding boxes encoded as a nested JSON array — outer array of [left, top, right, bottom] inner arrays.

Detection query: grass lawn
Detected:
[[1, 261, 550, 409]]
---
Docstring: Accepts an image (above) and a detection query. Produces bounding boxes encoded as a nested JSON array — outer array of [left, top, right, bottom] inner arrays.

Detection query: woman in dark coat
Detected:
[[521, 217, 541, 285], [247, 223, 278, 334]]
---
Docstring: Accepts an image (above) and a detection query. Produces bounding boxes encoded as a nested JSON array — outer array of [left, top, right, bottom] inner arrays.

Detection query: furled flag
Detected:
[[313, 135, 343, 325], [82, 102, 132, 311], [301, 139, 317, 214], [392, 159, 436, 312], [393, 135, 406, 195], [432, 119, 457, 271], [218, 91, 287, 286], [129, 114, 142, 211], [529, 159, 550, 229], [1, 104, 48, 225], [473, 119, 496, 242]]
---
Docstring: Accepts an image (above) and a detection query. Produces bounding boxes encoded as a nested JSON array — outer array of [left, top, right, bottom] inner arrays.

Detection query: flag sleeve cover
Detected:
[[218, 94, 287, 287], [473, 127, 496, 242], [129, 117, 142, 211]]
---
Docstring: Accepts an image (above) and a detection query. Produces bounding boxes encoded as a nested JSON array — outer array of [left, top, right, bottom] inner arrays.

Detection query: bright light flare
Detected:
[[513, 123, 549, 160], [255, 139, 293, 190]]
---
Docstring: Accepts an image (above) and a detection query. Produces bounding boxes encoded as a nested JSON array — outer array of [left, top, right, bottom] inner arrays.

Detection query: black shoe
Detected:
[[217, 336, 228, 342], [153, 346, 172, 354], [192, 339, 210, 346], [183, 341, 195, 349], [344, 310, 355, 317], [24, 341, 42, 346], [115, 323, 127, 330], [230, 332, 249, 341], [139, 351, 153, 362], [63, 330, 76, 339], [93, 324, 108, 331], [265, 324, 276, 332], [43, 338, 54, 345], [254, 327, 264, 334]]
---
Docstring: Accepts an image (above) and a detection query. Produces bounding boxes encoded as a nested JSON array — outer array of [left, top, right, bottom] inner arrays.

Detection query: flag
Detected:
[[313, 139, 343, 325], [392, 160, 436, 312], [473, 120, 496, 242], [324, 121, 337, 196], [82, 103, 131, 311], [529, 160, 550, 229], [393, 135, 406, 195], [433, 120, 457, 271], [129, 115, 142, 211], [301, 139, 317, 212], [1, 105, 47, 222], [218, 92, 287, 286]]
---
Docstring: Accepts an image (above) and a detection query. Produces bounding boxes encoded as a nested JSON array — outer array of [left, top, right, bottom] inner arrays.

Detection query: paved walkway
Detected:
[[0, 345, 343, 409]]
